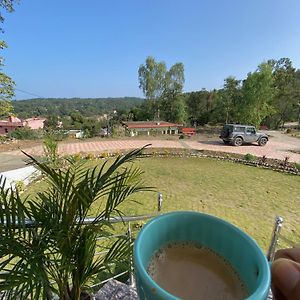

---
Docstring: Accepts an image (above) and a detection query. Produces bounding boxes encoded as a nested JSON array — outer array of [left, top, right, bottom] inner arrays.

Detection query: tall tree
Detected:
[[186, 89, 213, 126], [0, 1, 17, 117], [0, 42, 15, 117], [138, 57, 185, 122], [266, 58, 299, 128], [138, 56, 166, 119], [160, 62, 186, 123], [216, 77, 241, 124], [238, 63, 275, 128]]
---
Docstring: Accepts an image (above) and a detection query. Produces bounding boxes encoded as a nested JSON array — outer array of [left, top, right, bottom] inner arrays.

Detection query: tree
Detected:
[[0, 41, 15, 117], [138, 56, 166, 119], [0, 147, 151, 299], [0, 0, 17, 117], [44, 115, 60, 130], [161, 92, 187, 124], [138, 57, 186, 122], [0, 0, 18, 31], [238, 63, 275, 128], [266, 58, 299, 128], [185, 89, 211, 125], [215, 77, 241, 124], [160, 62, 186, 123]]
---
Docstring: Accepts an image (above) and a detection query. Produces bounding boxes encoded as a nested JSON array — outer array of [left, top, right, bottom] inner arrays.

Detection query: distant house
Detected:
[[123, 121, 179, 137], [0, 116, 46, 136], [0, 116, 23, 136], [68, 130, 84, 139], [23, 117, 46, 130]]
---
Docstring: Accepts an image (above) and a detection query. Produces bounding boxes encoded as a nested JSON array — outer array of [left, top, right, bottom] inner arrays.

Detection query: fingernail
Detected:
[[272, 258, 300, 292]]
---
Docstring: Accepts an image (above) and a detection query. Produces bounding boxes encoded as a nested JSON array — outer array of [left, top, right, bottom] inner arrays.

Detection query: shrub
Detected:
[[85, 152, 95, 160], [0, 135, 9, 143], [51, 130, 68, 141], [260, 155, 267, 164], [295, 163, 300, 171], [0, 147, 151, 299], [8, 127, 42, 140], [43, 134, 59, 166], [99, 151, 109, 158], [286, 128, 292, 134], [72, 153, 82, 162], [14, 180, 25, 192], [283, 156, 290, 168], [244, 153, 256, 161], [179, 134, 185, 139]]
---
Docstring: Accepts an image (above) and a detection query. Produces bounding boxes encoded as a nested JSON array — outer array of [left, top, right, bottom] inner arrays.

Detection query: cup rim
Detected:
[[134, 211, 271, 300]]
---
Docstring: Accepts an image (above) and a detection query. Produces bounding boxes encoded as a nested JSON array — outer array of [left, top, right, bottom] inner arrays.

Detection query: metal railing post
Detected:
[[128, 222, 135, 287], [267, 216, 284, 262], [158, 192, 163, 212]]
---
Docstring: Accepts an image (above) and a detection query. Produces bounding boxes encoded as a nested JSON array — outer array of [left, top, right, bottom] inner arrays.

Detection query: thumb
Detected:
[[272, 258, 300, 300]]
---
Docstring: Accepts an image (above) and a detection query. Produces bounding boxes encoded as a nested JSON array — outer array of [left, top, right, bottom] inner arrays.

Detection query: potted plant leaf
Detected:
[[0, 147, 151, 299]]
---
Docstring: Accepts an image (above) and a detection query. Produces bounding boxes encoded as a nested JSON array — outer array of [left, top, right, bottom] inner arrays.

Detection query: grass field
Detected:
[[25, 156, 300, 252]]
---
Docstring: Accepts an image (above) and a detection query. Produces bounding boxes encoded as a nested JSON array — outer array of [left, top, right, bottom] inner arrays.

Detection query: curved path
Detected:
[[2, 132, 300, 163]]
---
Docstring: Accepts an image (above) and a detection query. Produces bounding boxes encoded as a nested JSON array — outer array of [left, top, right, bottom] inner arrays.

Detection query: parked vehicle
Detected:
[[219, 124, 268, 146]]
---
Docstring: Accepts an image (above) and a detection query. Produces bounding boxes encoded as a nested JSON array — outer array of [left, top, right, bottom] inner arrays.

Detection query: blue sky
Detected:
[[2, 0, 300, 100]]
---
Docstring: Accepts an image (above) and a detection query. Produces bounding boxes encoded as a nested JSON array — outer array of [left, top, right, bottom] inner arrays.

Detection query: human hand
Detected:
[[271, 248, 300, 300]]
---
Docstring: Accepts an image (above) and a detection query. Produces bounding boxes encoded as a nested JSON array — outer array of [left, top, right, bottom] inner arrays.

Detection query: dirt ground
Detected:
[[0, 130, 299, 172]]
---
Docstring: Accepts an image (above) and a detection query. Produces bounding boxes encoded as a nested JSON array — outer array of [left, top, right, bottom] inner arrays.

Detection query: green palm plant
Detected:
[[0, 147, 152, 299]]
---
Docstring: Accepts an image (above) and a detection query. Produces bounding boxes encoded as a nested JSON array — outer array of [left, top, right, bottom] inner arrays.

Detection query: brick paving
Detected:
[[3, 133, 300, 163]]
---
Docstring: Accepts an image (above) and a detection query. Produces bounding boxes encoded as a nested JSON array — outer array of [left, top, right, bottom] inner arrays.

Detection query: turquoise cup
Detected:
[[134, 211, 270, 300]]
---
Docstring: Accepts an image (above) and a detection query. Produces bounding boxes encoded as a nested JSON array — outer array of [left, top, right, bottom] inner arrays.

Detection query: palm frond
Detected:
[[0, 146, 153, 299]]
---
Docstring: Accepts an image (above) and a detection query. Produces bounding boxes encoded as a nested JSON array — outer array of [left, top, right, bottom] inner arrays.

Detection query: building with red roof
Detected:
[[0, 116, 46, 136], [123, 121, 180, 137]]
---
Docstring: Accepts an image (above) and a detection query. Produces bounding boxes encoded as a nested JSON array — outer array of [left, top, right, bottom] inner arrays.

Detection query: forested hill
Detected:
[[13, 97, 144, 118]]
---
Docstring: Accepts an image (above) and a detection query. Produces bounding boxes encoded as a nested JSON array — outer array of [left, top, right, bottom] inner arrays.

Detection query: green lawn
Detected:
[[119, 157, 300, 251], [25, 156, 300, 252]]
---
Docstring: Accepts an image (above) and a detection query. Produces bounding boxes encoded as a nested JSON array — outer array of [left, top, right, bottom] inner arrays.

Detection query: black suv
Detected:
[[219, 124, 268, 146]]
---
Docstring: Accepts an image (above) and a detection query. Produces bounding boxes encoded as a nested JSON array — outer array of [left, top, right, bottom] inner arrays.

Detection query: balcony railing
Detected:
[[0, 191, 287, 299]]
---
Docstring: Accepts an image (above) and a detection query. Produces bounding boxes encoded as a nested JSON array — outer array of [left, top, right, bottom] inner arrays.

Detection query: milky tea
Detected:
[[147, 242, 248, 300]]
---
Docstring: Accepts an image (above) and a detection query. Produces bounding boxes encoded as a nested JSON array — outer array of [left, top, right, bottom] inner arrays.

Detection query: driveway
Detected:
[[1, 131, 299, 171]]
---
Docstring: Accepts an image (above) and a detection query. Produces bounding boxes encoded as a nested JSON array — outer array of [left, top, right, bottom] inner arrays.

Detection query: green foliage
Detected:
[[265, 58, 300, 128], [0, 0, 18, 28], [0, 41, 15, 117], [244, 153, 256, 161], [44, 114, 59, 130], [14, 179, 25, 192], [239, 63, 275, 127], [161, 92, 187, 124], [43, 134, 59, 165], [13, 97, 144, 119], [138, 56, 186, 121], [8, 126, 42, 140], [8, 56, 300, 130], [138, 56, 166, 101], [85, 152, 95, 160], [185, 89, 215, 125], [214, 77, 241, 124], [0, 0, 17, 117], [0, 147, 152, 299], [295, 163, 300, 171]]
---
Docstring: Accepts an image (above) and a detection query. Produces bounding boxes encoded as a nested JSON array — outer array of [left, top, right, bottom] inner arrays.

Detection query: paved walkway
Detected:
[[2, 133, 300, 165]]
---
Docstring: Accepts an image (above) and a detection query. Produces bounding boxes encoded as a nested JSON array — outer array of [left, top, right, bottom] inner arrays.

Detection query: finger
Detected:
[[275, 248, 300, 263], [272, 258, 300, 300]]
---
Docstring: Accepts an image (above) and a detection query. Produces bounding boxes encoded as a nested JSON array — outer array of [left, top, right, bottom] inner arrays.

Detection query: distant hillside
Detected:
[[13, 97, 144, 118]]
